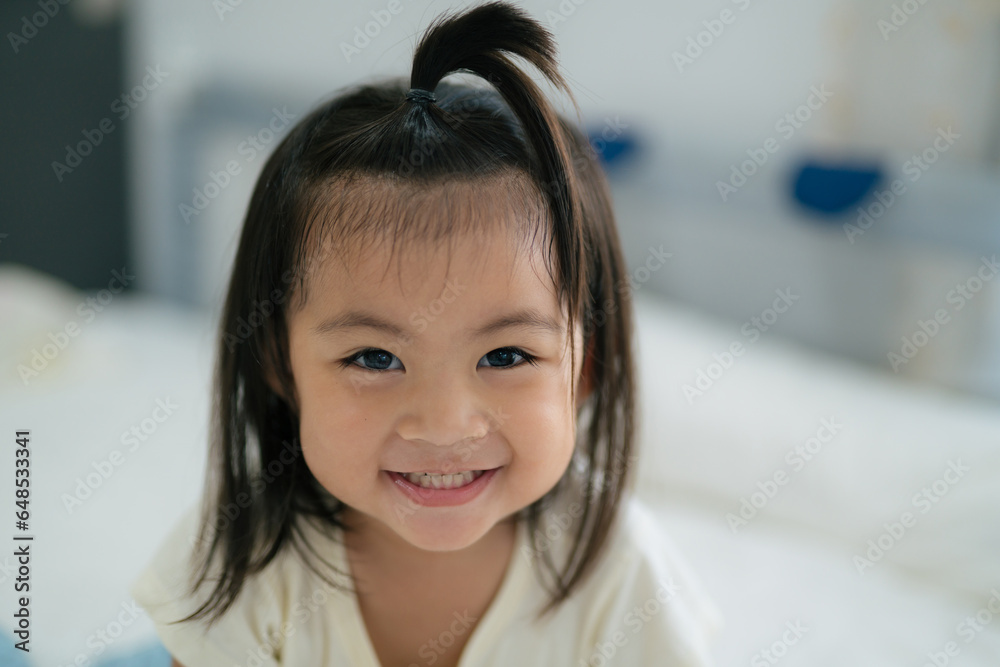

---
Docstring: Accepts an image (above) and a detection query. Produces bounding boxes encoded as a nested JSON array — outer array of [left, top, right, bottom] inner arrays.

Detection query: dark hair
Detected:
[[177, 0, 637, 627]]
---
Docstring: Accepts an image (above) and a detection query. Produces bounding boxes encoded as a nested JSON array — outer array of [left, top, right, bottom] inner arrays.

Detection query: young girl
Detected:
[[130, 3, 722, 665]]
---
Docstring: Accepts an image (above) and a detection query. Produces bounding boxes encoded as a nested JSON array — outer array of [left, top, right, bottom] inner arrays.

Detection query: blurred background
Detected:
[[2, 0, 1000, 665], [5, 0, 1000, 397]]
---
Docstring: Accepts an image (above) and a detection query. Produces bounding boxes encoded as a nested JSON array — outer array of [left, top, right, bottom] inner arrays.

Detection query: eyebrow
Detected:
[[311, 307, 565, 340]]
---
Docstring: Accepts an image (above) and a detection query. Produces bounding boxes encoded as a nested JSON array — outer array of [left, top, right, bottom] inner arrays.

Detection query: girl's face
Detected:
[[285, 223, 589, 554]]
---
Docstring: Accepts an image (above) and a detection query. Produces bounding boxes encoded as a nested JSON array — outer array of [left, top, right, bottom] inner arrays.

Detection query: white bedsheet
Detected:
[[1, 265, 997, 665]]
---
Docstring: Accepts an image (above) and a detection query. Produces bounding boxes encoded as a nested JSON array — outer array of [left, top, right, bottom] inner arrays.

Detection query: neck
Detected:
[[340, 509, 518, 594]]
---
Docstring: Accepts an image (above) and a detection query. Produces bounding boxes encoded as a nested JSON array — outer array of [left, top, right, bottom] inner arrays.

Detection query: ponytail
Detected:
[[407, 2, 586, 337]]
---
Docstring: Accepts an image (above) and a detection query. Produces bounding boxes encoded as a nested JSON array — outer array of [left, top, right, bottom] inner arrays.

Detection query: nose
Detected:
[[395, 367, 492, 448]]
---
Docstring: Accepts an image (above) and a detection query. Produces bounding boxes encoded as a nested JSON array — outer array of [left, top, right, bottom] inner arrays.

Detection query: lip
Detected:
[[385, 467, 501, 507]]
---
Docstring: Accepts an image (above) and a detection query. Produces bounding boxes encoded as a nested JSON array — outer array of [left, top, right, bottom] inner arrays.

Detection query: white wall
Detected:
[[121, 0, 1000, 398]]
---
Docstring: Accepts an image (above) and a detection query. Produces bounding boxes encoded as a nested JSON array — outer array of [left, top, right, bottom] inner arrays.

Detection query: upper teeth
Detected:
[[403, 470, 484, 489]]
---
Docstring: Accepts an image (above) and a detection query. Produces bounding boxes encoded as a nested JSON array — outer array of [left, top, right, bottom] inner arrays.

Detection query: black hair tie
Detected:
[[405, 87, 436, 105]]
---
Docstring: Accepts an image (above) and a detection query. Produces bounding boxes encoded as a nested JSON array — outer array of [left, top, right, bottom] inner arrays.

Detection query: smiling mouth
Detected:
[[389, 469, 492, 490]]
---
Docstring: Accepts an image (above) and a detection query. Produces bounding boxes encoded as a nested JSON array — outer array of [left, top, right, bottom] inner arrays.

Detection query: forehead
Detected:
[[305, 223, 561, 325], [309, 250, 566, 355], [293, 172, 558, 308]]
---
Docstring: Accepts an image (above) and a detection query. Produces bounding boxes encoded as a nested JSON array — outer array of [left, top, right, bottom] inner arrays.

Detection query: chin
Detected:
[[391, 511, 500, 552]]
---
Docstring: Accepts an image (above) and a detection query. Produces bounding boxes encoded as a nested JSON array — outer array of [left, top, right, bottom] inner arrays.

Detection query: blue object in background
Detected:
[[790, 160, 884, 217], [0, 631, 170, 667], [1, 630, 31, 667], [95, 641, 172, 667], [587, 125, 639, 171]]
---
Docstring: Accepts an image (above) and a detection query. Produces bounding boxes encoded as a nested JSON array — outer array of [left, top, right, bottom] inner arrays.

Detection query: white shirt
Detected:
[[130, 486, 722, 666]]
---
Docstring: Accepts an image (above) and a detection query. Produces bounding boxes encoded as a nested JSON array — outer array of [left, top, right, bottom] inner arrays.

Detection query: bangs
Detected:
[[287, 168, 558, 312]]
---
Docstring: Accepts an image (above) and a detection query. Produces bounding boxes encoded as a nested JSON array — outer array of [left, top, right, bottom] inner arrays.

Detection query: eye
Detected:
[[340, 346, 539, 373], [342, 348, 402, 372], [478, 347, 538, 370]]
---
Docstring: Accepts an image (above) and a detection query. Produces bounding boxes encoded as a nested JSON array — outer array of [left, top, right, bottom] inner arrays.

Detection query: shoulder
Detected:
[[129, 503, 291, 667], [572, 493, 724, 666]]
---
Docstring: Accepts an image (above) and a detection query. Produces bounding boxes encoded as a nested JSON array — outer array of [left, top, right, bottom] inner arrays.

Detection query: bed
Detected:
[[1, 264, 998, 666]]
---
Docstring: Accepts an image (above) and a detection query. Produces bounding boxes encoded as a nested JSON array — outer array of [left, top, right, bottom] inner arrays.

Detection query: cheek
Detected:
[[295, 372, 383, 478], [296, 360, 372, 431], [505, 374, 577, 467]]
